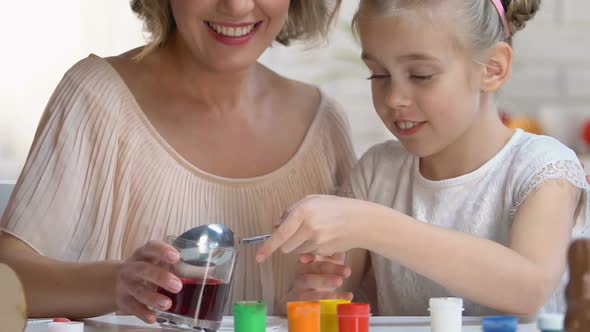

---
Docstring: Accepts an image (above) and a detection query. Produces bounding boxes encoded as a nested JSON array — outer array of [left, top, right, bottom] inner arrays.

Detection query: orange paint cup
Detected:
[[288, 301, 321, 332]]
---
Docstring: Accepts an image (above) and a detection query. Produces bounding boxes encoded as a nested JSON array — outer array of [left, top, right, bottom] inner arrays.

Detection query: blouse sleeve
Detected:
[[510, 135, 589, 236], [0, 57, 122, 261]]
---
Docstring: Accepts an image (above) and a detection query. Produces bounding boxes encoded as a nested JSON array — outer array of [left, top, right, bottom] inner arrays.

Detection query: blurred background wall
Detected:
[[1, 0, 588, 187]]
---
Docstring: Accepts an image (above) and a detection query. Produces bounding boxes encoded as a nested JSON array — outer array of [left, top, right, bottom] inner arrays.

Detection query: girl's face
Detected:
[[170, 0, 290, 72], [357, 12, 487, 158]]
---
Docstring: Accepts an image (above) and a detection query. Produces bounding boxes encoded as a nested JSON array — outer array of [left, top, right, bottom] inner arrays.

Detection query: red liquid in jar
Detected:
[[158, 277, 230, 321]]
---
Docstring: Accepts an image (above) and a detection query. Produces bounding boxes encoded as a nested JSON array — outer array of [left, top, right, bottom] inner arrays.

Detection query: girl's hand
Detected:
[[115, 241, 182, 323], [288, 253, 353, 301], [256, 195, 377, 261]]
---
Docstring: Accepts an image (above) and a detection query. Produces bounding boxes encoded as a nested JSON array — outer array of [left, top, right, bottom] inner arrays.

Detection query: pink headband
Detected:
[[490, 0, 511, 39]]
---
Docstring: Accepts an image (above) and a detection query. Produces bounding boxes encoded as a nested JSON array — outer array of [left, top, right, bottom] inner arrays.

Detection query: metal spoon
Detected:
[[175, 225, 270, 265], [175, 224, 235, 266], [239, 234, 272, 245], [174, 225, 272, 280]]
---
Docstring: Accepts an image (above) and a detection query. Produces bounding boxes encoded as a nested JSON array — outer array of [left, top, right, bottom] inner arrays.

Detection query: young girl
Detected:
[[256, 0, 589, 316]]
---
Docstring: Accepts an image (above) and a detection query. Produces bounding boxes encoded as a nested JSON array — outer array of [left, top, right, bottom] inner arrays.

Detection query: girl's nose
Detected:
[[385, 84, 412, 110]]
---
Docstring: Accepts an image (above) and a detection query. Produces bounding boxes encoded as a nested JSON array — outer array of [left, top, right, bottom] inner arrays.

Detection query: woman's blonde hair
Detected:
[[352, 0, 541, 50], [131, 0, 342, 58]]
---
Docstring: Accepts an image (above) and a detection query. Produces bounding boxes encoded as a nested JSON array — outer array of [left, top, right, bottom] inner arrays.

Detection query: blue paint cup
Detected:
[[482, 316, 519, 332]]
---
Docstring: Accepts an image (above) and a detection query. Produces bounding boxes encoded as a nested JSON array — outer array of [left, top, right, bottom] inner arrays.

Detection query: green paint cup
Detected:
[[234, 301, 267, 332]]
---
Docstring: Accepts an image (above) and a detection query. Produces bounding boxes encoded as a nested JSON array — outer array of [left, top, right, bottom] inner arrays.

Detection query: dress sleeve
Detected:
[[0, 57, 121, 261], [318, 93, 357, 195]]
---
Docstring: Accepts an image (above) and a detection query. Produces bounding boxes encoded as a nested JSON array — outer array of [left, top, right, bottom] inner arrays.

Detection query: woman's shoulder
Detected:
[[262, 65, 339, 117], [49, 54, 131, 120], [61, 54, 126, 92], [102, 48, 149, 90], [270, 71, 323, 110], [267, 69, 352, 137], [280, 78, 347, 120], [39, 54, 134, 140]]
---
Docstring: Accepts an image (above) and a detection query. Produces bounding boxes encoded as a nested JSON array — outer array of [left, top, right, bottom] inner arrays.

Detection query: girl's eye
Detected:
[[367, 74, 390, 80], [411, 74, 433, 81]]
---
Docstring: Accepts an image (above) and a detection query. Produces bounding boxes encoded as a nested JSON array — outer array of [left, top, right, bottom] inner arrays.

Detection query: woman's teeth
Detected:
[[207, 22, 256, 37], [396, 121, 421, 130]]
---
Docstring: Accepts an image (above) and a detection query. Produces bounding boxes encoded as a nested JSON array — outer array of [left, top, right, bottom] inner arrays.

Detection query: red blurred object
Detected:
[[500, 111, 510, 125], [582, 120, 590, 145], [53, 318, 71, 322]]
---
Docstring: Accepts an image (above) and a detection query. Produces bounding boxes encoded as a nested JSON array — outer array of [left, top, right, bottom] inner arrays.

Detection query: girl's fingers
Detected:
[[257, 209, 304, 262]]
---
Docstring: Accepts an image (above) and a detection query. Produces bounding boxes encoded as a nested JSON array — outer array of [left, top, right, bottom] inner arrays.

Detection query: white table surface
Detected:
[[25, 315, 540, 331]]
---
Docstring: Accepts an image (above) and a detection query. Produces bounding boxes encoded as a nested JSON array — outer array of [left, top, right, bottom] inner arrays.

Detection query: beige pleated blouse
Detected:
[[0, 55, 356, 315]]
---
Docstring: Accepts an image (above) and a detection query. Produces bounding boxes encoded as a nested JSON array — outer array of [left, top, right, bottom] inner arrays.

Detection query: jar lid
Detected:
[[537, 313, 564, 330], [428, 297, 464, 311], [47, 321, 84, 332], [337, 303, 371, 316], [482, 316, 518, 332], [234, 301, 266, 313], [287, 301, 320, 316], [320, 299, 351, 315]]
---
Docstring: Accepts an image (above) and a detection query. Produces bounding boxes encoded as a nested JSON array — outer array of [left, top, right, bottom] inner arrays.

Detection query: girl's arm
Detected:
[[364, 179, 577, 315], [257, 179, 579, 315]]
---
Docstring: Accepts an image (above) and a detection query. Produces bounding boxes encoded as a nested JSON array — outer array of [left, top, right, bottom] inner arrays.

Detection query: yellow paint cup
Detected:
[[320, 299, 351, 332]]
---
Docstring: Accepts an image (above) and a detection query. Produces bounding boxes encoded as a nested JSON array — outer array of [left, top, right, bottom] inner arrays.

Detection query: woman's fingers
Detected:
[[116, 261, 180, 323], [129, 261, 182, 294], [119, 294, 158, 324], [299, 254, 316, 264], [133, 240, 180, 265], [294, 273, 344, 291], [300, 253, 346, 264], [126, 278, 172, 312], [300, 260, 351, 278]]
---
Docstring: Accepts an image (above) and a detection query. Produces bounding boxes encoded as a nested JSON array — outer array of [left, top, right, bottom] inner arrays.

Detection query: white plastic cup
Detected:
[[429, 297, 464, 332], [47, 321, 84, 332], [537, 313, 564, 331]]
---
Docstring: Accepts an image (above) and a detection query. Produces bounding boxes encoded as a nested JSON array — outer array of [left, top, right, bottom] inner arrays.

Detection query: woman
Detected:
[[0, 0, 364, 322]]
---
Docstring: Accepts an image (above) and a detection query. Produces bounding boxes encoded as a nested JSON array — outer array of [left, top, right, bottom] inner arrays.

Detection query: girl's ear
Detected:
[[481, 42, 513, 92]]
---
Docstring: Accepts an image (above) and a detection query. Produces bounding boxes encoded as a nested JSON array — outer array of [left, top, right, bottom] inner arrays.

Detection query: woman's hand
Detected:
[[256, 195, 380, 261], [115, 241, 182, 323], [288, 253, 353, 301]]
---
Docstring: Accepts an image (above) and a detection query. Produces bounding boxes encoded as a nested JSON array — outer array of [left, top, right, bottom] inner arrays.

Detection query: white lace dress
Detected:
[[349, 129, 589, 315]]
